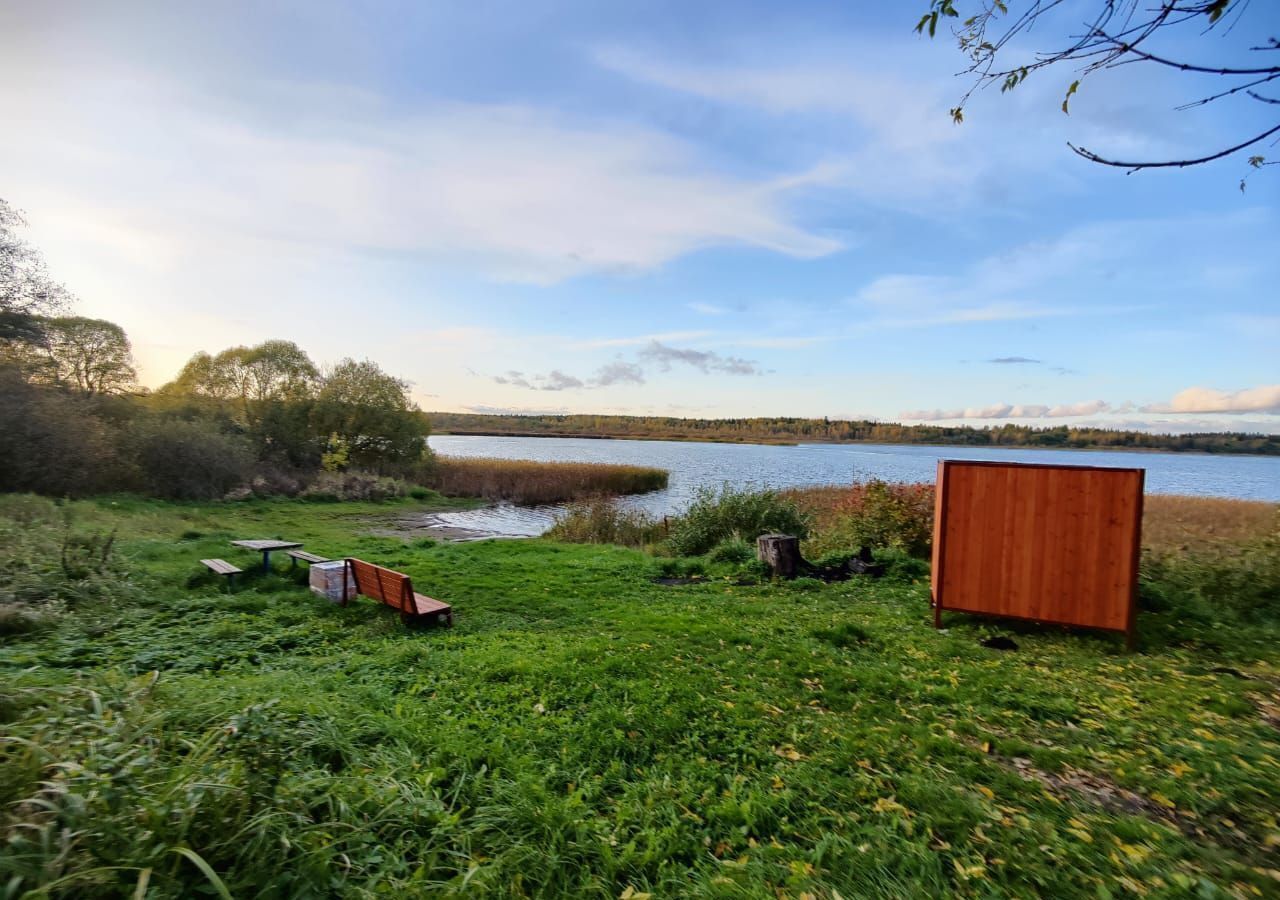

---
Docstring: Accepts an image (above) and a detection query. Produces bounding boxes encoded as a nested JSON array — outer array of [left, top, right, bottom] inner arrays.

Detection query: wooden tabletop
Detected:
[[231, 539, 303, 551]]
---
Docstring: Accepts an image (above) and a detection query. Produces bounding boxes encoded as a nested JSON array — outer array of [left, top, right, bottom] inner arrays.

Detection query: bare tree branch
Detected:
[[1069, 121, 1280, 168]]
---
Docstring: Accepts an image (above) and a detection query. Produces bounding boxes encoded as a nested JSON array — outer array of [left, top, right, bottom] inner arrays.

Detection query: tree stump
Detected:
[[757, 534, 801, 579]]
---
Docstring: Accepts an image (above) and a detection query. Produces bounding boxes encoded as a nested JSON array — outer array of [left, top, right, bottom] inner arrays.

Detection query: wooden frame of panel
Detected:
[[930, 460, 1144, 648]]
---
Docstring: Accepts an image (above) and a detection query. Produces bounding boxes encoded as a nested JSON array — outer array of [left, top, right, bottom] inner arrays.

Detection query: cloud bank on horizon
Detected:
[[0, 0, 1275, 433]]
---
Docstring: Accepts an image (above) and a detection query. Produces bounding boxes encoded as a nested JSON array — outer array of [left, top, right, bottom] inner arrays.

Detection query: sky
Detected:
[[2, 0, 1277, 432]]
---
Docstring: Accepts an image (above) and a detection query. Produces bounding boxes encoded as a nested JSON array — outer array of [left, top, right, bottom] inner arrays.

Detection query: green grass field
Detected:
[[3, 497, 1279, 898]]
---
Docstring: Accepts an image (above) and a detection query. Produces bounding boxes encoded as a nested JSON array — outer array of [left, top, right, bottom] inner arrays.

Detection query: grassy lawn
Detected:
[[3, 497, 1279, 898]]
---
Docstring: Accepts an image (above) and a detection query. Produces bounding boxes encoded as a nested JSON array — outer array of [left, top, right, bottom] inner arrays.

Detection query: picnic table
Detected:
[[231, 539, 303, 572]]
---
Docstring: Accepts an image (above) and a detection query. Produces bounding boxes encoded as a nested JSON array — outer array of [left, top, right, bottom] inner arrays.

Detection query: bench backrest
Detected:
[[345, 558, 419, 615]]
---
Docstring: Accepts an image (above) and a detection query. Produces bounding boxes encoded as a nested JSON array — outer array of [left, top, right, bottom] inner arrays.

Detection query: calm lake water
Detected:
[[426, 435, 1280, 537]]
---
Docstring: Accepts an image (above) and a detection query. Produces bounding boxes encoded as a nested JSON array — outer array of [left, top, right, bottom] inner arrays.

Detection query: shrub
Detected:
[[1140, 521, 1280, 624], [130, 418, 254, 500], [424, 456, 668, 505], [666, 485, 808, 557], [873, 547, 932, 582], [0, 495, 128, 629], [786, 480, 934, 559], [0, 369, 123, 496], [546, 498, 663, 547], [249, 466, 304, 497], [300, 470, 407, 502], [707, 538, 754, 564]]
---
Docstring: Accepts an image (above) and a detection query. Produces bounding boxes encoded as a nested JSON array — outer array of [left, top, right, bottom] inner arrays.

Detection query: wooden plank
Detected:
[[201, 558, 242, 576], [288, 550, 328, 564], [411, 592, 451, 615]]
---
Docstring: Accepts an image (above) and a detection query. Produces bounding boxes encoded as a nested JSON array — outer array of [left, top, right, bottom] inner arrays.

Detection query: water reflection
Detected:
[[424, 435, 1280, 537]]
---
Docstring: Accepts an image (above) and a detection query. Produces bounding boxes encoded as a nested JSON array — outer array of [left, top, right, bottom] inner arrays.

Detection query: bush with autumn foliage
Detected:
[[784, 480, 935, 559]]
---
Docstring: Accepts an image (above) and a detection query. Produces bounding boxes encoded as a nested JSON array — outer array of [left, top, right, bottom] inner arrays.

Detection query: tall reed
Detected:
[[423, 456, 668, 505]]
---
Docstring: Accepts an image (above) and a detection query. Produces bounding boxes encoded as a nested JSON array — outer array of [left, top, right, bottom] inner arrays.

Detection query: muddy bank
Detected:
[[364, 509, 530, 543]]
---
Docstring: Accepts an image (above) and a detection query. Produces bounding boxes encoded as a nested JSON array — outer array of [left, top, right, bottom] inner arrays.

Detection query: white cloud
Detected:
[[1144, 385, 1280, 415], [0, 64, 842, 287]]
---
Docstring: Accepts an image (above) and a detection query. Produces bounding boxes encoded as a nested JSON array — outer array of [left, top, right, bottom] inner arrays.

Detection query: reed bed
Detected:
[[784, 482, 1277, 558], [424, 456, 668, 505], [1140, 494, 1277, 556]]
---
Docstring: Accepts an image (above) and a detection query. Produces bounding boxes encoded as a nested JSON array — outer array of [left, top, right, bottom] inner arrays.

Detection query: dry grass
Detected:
[[1141, 494, 1277, 556], [424, 456, 668, 505], [785, 483, 1277, 557]]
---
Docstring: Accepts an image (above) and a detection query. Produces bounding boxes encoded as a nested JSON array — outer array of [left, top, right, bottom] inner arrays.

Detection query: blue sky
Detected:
[[2, 0, 1277, 431]]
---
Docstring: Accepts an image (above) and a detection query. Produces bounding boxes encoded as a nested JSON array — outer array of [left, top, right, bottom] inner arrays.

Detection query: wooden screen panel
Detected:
[[931, 460, 1144, 639]]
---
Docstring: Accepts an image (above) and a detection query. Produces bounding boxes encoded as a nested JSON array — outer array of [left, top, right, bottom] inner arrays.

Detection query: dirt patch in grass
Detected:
[[969, 738, 1213, 843]]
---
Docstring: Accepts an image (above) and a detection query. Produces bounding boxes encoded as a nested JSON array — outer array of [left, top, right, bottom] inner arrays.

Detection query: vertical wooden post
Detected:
[[756, 534, 801, 579]]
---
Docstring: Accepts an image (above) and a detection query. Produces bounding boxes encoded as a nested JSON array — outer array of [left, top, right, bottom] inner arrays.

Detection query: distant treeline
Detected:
[[429, 413, 1280, 456]]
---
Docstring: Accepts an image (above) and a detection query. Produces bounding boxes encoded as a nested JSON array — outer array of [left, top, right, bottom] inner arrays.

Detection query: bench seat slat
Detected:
[[201, 558, 242, 576], [412, 592, 450, 615], [287, 550, 328, 564]]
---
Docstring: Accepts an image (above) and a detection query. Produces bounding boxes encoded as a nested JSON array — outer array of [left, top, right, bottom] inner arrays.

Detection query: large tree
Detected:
[[21, 316, 139, 395], [917, 1, 1279, 178], [163, 340, 319, 426], [0, 199, 73, 345], [313, 359, 429, 469]]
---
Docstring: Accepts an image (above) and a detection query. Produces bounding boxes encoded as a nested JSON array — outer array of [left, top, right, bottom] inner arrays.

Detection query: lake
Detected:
[[426, 435, 1280, 537]]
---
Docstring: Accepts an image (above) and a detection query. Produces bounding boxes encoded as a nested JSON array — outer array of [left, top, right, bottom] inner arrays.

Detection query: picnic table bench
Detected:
[[200, 558, 242, 585], [344, 558, 452, 627], [288, 549, 329, 568]]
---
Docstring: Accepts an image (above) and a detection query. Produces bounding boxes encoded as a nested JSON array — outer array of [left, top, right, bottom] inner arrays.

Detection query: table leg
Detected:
[[262, 551, 271, 572]]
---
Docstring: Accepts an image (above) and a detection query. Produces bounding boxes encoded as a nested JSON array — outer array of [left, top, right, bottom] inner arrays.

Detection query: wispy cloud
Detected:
[[988, 356, 1041, 365], [688, 302, 731, 316], [491, 340, 764, 391], [0, 63, 843, 286], [901, 400, 1112, 421], [492, 362, 645, 392], [639, 341, 764, 376], [591, 360, 647, 387], [579, 331, 714, 349], [462, 404, 570, 416]]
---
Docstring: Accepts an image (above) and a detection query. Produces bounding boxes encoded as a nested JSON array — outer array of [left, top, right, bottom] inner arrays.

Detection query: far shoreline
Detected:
[[431, 430, 1280, 459]]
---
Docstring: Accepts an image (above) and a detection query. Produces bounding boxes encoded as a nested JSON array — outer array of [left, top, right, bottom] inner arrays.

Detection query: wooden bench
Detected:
[[200, 558, 242, 586], [287, 549, 329, 568], [344, 558, 453, 627]]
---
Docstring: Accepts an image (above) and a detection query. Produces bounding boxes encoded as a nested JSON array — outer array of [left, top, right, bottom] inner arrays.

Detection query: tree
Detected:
[[20, 316, 138, 395], [162, 340, 319, 425], [313, 359, 429, 469], [917, 1, 1280, 176], [0, 199, 73, 345]]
